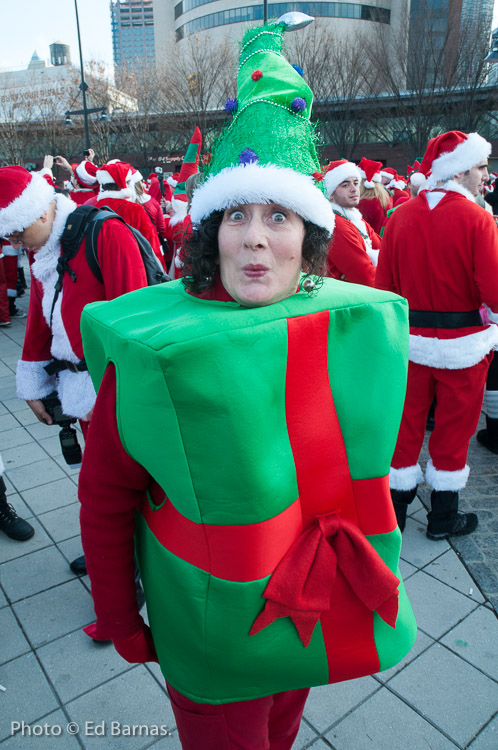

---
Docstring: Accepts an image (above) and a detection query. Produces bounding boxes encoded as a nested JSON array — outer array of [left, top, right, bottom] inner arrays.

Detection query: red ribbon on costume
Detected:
[[250, 510, 400, 647]]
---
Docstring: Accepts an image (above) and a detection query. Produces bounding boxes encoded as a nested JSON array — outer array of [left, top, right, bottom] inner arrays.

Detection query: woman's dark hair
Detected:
[[182, 209, 330, 295]]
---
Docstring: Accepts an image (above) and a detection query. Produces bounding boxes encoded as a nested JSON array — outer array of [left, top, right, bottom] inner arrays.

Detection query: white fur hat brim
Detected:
[[0, 172, 55, 237], [323, 162, 362, 199], [426, 132, 491, 190], [190, 163, 335, 236], [75, 162, 98, 187]]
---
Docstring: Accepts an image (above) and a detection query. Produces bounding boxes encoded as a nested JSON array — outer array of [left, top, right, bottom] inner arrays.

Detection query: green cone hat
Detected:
[[190, 15, 334, 235]]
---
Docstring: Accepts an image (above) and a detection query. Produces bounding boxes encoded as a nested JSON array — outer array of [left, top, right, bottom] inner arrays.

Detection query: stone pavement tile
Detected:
[[36, 629, 133, 704], [0, 652, 60, 742], [1, 545, 74, 602], [1, 710, 80, 748], [302, 677, 380, 734], [21, 477, 78, 515], [0, 384, 18, 402], [424, 548, 485, 603], [441, 605, 498, 681], [37, 502, 81, 543], [0, 402, 7, 416], [3, 474, 15, 494], [53, 455, 81, 477], [65, 666, 176, 749], [57, 536, 85, 569], [400, 517, 450, 569], [6, 457, 66, 492], [0, 518, 52, 564], [24, 421, 59, 441], [1, 426, 35, 448], [147, 731, 183, 749], [0, 362, 14, 378], [2, 397, 29, 414], [0, 586, 8, 608], [12, 408, 40, 426], [325, 686, 458, 750], [38, 435, 63, 458], [468, 714, 498, 750], [399, 559, 417, 581], [1, 442, 49, 471], [404, 570, 478, 639], [374, 629, 434, 683], [292, 716, 320, 749], [0, 606, 31, 663], [12, 579, 95, 648], [0, 340, 22, 357], [389, 643, 498, 747], [0, 414, 19, 432]]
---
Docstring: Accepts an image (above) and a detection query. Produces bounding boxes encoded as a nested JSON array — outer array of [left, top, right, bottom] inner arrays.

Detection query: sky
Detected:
[[1, 0, 498, 77]]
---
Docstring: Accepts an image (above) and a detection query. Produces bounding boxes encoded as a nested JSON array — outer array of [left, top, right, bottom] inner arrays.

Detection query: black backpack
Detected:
[[51, 204, 170, 324]]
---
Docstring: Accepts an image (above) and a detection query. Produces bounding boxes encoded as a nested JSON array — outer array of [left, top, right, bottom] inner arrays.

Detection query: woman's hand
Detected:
[[112, 623, 159, 663], [54, 155, 72, 173]]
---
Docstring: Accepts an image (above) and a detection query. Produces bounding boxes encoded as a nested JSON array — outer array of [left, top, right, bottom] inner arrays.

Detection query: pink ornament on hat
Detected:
[[322, 159, 362, 198], [420, 130, 491, 190], [357, 158, 383, 189], [0, 166, 54, 238]]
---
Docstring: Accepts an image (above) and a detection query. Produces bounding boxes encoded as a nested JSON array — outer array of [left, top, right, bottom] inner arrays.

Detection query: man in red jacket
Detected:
[[376, 131, 498, 539], [0, 166, 148, 572], [323, 159, 380, 286]]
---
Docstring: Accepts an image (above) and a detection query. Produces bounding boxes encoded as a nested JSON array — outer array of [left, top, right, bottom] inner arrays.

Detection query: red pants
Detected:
[[392, 357, 491, 474], [4, 254, 17, 297], [0, 257, 9, 323], [166, 683, 310, 750]]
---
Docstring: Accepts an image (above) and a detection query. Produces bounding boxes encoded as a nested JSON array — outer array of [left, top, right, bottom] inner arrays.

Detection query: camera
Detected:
[[154, 166, 163, 174], [83, 149, 91, 157], [40, 392, 82, 466]]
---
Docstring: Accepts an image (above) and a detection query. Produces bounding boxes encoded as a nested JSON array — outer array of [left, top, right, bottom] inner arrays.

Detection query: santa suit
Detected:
[[326, 204, 380, 287], [376, 181, 498, 491], [358, 195, 391, 235], [164, 214, 191, 279], [85, 193, 166, 270], [1, 240, 20, 301], [16, 194, 147, 420]]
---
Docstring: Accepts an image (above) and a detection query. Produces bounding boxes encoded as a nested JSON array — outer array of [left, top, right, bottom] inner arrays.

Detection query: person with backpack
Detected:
[[0, 165, 150, 574]]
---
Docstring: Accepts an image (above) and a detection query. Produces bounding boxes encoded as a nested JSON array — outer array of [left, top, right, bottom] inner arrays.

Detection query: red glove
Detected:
[[112, 621, 159, 663]]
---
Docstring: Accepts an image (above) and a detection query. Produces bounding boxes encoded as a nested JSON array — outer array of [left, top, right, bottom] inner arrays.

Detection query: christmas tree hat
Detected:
[[190, 14, 334, 236], [171, 126, 202, 217]]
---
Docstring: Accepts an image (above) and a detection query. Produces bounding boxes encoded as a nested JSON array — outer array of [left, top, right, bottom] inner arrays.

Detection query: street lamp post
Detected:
[[73, 0, 91, 149]]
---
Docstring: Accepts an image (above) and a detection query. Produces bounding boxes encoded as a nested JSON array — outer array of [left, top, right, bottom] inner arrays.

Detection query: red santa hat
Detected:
[[0, 166, 55, 238], [380, 166, 397, 183], [421, 131, 491, 190], [96, 161, 133, 200], [128, 166, 143, 185], [73, 160, 98, 188], [322, 159, 362, 198], [171, 127, 202, 218], [166, 172, 179, 188], [407, 160, 426, 189], [358, 158, 383, 189]]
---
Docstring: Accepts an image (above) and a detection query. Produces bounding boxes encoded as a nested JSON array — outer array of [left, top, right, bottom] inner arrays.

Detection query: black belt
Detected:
[[409, 310, 482, 329], [44, 359, 88, 376]]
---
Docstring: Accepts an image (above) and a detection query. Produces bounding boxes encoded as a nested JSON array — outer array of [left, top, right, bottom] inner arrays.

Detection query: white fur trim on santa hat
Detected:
[[409, 172, 426, 189], [409, 326, 498, 369], [75, 161, 98, 187], [166, 176, 178, 188], [171, 195, 188, 220], [389, 463, 424, 491], [426, 133, 491, 190], [97, 187, 133, 200], [323, 162, 362, 199], [0, 171, 55, 237], [425, 458, 470, 491], [190, 163, 335, 236], [16, 359, 56, 401]]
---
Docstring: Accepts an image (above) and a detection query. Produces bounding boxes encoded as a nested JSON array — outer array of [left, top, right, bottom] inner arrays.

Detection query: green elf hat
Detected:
[[171, 126, 202, 218], [190, 14, 335, 236]]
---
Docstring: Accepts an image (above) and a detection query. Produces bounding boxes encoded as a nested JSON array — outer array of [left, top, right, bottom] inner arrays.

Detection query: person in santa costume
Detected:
[[84, 161, 166, 270], [322, 159, 379, 286], [0, 165, 149, 571], [376, 130, 498, 538], [164, 127, 202, 278], [43, 151, 100, 205], [358, 158, 392, 234], [77, 14, 415, 750]]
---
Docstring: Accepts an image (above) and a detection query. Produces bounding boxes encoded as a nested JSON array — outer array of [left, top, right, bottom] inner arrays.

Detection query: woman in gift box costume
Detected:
[[79, 15, 416, 749]]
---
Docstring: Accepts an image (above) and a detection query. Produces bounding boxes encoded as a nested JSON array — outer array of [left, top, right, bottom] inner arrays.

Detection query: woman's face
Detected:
[[217, 203, 304, 307]]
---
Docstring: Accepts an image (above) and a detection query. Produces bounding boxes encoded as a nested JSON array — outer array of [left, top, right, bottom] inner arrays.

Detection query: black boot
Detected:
[[0, 477, 34, 541], [426, 490, 478, 540], [8, 298, 26, 319], [476, 416, 498, 455], [70, 555, 87, 575], [390, 487, 417, 532], [17, 266, 27, 290]]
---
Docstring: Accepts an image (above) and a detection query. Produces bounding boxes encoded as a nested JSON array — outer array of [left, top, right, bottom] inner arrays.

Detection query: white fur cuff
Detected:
[[16, 360, 56, 401], [425, 459, 470, 491], [389, 464, 424, 491]]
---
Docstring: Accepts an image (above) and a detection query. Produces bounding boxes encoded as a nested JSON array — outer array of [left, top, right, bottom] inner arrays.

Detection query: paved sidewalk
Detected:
[[1, 272, 498, 749]]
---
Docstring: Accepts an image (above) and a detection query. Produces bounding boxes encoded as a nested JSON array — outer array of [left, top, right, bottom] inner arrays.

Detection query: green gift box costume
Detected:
[[81, 277, 417, 704]]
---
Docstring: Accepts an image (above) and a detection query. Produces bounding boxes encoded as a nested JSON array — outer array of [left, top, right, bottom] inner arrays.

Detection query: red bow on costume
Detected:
[[250, 511, 400, 647]]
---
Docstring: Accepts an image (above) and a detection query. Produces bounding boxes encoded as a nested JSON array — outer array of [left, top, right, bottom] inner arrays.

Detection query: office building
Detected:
[[111, 0, 156, 75]]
